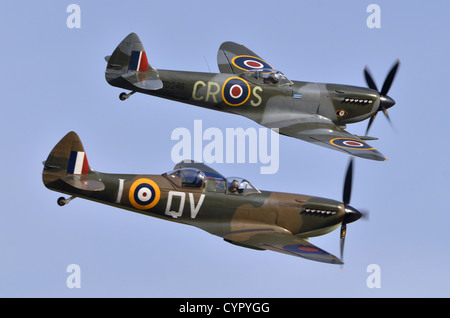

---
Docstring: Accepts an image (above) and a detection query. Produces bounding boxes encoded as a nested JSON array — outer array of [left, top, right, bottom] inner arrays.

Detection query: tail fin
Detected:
[[43, 132, 104, 192], [105, 32, 163, 90]]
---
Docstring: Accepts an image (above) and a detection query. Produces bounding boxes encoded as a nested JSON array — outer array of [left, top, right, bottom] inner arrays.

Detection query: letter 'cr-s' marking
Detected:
[[192, 81, 206, 101]]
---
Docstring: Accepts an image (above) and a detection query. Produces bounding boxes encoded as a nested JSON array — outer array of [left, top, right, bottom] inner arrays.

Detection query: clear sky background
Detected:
[[1, 1, 449, 297]]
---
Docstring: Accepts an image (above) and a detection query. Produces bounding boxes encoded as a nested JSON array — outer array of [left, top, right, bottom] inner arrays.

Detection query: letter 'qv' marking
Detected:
[[165, 191, 205, 219]]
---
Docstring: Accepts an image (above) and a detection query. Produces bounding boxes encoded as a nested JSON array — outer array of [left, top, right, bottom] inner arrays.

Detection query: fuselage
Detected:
[[44, 167, 346, 240], [111, 69, 382, 128]]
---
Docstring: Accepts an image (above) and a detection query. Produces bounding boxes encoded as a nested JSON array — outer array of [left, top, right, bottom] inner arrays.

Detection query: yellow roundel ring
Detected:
[[330, 138, 374, 150], [129, 178, 161, 210], [231, 55, 274, 71]]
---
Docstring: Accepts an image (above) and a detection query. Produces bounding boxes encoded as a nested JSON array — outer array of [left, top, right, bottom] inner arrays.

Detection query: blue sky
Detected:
[[1, 1, 449, 297]]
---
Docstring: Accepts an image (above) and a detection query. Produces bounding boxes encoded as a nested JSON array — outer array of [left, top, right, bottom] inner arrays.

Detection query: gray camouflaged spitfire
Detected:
[[43, 131, 366, 265], [105, 33, 399, 161]]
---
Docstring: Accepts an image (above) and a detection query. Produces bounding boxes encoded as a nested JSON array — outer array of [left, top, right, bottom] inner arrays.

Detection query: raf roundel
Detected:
[[222, 77, 251, 106], [283, 244, 327, 255], [129, 178, 161, 210], [231, 55, 274, 71], [330, 138, 374, 150]]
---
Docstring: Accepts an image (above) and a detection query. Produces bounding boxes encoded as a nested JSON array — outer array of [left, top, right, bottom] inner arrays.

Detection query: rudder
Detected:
[[105, 32, 162, 90], [43, 131, 89, 176], [43, 132, 104, 192]]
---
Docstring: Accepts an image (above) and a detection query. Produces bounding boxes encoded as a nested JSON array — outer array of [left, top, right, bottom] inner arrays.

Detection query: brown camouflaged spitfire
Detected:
[[43, 131, 366, 264]]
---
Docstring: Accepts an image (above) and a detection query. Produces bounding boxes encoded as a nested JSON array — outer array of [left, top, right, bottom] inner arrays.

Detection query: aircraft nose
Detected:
[[343, 205, 362, 224], [380, 95, 396, 110]]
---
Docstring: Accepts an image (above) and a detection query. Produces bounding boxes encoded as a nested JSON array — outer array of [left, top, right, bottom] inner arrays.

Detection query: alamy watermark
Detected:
[[66, 4, 81, 29], [366, 264, 381, 288], [66, 264, 81, 288], [366, 4, 381, 29], [171, 120, 279, 174]]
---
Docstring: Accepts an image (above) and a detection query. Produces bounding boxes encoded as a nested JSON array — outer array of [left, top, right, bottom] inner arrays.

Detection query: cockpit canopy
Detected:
[[240, 68, 292, 86], [165, 168, 205, 188], [164, 167, 260, 195]]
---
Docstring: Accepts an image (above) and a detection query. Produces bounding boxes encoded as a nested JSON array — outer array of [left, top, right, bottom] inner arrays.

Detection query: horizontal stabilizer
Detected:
[[121, 70, 163, 90], [61, 174, 105, 192]]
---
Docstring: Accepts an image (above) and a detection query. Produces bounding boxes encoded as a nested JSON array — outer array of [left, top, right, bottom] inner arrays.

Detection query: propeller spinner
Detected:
[[364, 60, 400, 135]]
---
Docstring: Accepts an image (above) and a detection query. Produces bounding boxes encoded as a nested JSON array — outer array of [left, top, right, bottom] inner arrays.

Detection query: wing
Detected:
[[222, 225, 342, 265], [266, 115, 387, 161], [217, 42, 275, 74]]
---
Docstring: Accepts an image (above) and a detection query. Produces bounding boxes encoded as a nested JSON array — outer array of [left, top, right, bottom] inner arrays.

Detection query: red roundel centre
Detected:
[[245, 60, 263, 68], [298, 247, 319, 252], [231, 85, 242, 98], [344, 141, 362, 147]]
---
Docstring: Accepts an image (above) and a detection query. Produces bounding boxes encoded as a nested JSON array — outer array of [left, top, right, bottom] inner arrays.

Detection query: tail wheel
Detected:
[[57, 196, 76, 207], [57, 197, 66, 206], [119, 91, 135, 101]]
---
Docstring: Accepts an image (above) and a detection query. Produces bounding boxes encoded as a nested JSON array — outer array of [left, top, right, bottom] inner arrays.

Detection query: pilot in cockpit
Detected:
[[229, 179, 240, 193], [263, 71, 281, 84]]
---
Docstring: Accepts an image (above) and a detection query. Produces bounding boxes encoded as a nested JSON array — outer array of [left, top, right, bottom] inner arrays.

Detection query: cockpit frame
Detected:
[[164, 168, 260, 196], [240, 68, 293, 86]]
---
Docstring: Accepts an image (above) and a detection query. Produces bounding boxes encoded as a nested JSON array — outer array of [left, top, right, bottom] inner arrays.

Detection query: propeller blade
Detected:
[[380, 60, 400, 96], [365, 113, 377, 135], [343, 158, 354, 205], [363, 60, 399, 134], [340, 223, 347, 262], [364, 66, 378, 91], [383, 108, 392, 124], [381, 107, 399, 133], [339, 159, 369, 266]]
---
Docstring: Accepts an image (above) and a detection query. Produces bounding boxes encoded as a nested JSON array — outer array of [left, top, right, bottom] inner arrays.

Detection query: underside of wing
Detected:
[[267, 115, 387, 161], [221, 225, 342, 265], [217, 42, 275, 74]]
